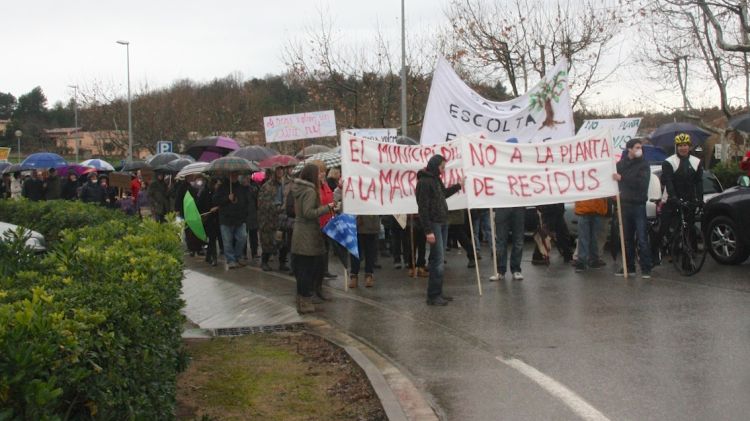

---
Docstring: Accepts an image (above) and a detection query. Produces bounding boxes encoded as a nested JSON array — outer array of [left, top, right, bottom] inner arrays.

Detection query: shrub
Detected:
[[0, 200, 130, 244], [0, 200, 185, 420], [711, 160, 744, 188]]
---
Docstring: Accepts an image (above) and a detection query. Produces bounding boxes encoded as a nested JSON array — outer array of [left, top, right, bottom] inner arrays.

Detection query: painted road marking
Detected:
[[496, 356, 611, 421]]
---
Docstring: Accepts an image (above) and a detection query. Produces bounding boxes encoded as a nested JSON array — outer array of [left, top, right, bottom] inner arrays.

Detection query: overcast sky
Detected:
[[1, 0, 712, 114]]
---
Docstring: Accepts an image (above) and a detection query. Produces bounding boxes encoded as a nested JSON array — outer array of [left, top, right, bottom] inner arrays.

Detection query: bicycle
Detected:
[[649, 199, 707, 276]]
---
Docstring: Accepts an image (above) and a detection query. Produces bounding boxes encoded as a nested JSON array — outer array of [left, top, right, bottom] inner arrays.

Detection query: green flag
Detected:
[[183, 190, 207, 242]]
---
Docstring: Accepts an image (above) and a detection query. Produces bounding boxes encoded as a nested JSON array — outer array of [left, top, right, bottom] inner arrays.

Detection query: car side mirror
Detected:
[[738, 175, 750, 188]]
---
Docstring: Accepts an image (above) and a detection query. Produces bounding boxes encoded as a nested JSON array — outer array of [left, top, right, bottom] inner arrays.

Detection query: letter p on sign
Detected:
[[157, 141, 173, 153]]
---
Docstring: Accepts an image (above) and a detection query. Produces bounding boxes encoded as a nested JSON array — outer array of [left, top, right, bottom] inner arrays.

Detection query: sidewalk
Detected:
[[181, 259, 437, 421]]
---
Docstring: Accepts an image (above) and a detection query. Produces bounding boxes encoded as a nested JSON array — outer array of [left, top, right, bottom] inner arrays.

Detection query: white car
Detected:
[[564, 167, 723, 236], [0, 222, 47, 253]]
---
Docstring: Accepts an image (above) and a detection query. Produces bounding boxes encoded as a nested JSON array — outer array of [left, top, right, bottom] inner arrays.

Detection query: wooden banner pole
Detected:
[[467, 209, 483, 295]]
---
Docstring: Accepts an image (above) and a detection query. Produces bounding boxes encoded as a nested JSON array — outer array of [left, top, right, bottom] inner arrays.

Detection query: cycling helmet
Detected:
[[674, 132, 692, 145]]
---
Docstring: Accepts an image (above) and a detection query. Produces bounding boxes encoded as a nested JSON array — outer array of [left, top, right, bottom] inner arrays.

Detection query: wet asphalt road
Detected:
[[186, 241, 750, 420]]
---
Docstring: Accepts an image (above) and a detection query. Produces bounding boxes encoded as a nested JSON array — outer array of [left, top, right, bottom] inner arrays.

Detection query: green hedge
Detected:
[[0, 200, 131, 244], [0, 200, 185, 420], [711, 160, 745, 189]]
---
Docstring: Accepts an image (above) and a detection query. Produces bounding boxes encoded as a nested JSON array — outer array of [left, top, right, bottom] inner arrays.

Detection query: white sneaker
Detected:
[[489, 273, 504, 282], [512, 272, 524, 281], [393, 262, 403, 269]]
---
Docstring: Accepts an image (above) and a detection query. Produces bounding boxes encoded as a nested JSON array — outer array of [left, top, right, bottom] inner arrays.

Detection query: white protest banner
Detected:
[[420, 58, 574, 145], [344, 128, 398, 143], [340, 132, 467, 215], [263, 110, 337, 143], [461, 130, 619, 209], [577, 117, 641, 151]]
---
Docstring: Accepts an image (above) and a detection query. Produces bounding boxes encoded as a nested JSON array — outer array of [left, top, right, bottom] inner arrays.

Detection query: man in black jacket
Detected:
[[22, 170, 45, 201], [213, 173, 249, 270], [416, 154, 464, 306], [615, 138, 653, 278]]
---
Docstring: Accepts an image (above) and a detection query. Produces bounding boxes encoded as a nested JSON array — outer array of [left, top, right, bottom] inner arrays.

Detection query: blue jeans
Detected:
[[220, 223, 247, 264], [472, 210, 491, 252], [494, 207, 525, 274], [577, 215, 600, 266], [427, 223, 447, 299], [622, 204, 652, 272]]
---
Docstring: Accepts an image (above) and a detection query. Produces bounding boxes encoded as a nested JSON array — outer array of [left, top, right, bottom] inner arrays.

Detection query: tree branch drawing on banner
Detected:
[[529, 70, 567, 130]]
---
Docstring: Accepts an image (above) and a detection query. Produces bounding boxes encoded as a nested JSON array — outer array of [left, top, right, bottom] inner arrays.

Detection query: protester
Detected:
[[532, 203, 573, 264], [445, 210, 476, 268], [148, 172, 170, 222], [213, 174, 249, 270], [130, 173, 142, 209], [201, 178, 221, 266], [22, 170, 45, 201], [9, 173, 22, 200], [615, 138, 653, 278], [489, 207, 525, 281], [43, 167, 61, 200], [291, 163, 336, 314], [311, 160, 337, 282], [80, 172, 104, 204], [406, 216, 428, 277], [61, 171, 79, 200], [385, 215, 410, 269], [182, 175, 208, 256], [99, 174, 118, 208], [326, 167, 341, 191], [471, 209, 491, 256], [657, 133, 703, 243], [573, 198, 608, 272], [416, 154, 464, 306], [0, 173, 8, 199], [349, 214, 380, 288], [741, 149, 750, 177], [258, 166, 289, 272], [245, 173, 262, 260]]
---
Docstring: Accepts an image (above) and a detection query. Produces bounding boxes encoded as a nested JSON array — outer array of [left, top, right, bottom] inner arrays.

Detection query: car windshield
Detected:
[[702, 171, 722, 194]]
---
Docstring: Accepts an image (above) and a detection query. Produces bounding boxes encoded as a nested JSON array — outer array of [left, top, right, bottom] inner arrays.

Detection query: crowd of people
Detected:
[[0, 132, 708, 314]]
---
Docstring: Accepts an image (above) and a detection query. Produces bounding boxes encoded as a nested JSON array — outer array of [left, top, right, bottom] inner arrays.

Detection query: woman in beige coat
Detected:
[[290, 164, 336, 314]]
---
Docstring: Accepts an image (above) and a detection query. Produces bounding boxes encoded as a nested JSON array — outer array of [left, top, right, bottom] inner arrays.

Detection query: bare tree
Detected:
[[636, 0, 749, 119], [445, 0, 627, 107]]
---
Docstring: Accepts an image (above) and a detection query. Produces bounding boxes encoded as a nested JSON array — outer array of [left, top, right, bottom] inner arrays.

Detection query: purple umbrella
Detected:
[[56, 163, 96, 176], [186, 136, 240, 162]]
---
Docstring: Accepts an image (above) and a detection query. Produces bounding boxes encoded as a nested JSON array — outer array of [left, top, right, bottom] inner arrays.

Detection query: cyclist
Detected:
[[658, 132, 704, 242]]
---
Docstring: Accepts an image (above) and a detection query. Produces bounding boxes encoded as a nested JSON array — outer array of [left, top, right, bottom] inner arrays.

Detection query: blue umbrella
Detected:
[[619, 144, 668, 163], [649, 122, 711, 148], [21, 152, 67, 170]]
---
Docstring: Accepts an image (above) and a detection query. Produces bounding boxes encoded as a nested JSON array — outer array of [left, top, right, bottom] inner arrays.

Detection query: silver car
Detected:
[[0, 222, 47, 253]]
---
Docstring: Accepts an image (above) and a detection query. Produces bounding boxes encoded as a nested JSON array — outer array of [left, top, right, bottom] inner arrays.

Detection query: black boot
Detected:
[[314, 277, 331, 301]]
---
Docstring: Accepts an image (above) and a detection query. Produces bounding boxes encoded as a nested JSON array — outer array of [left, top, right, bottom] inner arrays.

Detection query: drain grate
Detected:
[[212, 323, 306, 337]]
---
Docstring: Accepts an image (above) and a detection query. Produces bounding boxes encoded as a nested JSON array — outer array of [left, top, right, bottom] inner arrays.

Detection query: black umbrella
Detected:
[[121, 160, 147, 172], [649, 122, 711, 149], [146, 152, 180, 168], [2, 163, 23, 174], [728, 113, 750, 132], [229, 145, 278, 161], [163, 157, 195, 173]]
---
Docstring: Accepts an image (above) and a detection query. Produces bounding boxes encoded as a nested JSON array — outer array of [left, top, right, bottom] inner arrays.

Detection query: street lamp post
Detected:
[[68, 85, 79, 162], [400, 0, 407, 140], [14, 130, 22, 162], [116, 40, 133, 162]]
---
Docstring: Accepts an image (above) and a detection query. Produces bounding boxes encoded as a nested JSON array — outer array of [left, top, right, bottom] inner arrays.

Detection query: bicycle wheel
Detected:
[[671, 224, 707, 276]]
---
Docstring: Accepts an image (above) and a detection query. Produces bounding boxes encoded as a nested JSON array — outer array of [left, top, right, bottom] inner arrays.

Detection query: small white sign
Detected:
[[577, 118, 641, 151], [263, 110, 337, 143], [344, 128, 398, 143]]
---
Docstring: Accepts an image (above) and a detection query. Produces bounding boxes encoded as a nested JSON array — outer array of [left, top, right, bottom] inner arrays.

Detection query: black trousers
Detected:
[[293, 254, 325, 297], [390, 224, 411, 264], [351, 233, 378, 275]]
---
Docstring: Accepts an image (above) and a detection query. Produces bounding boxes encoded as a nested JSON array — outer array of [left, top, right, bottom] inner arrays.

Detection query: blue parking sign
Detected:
[[157, 141, 173, 153]]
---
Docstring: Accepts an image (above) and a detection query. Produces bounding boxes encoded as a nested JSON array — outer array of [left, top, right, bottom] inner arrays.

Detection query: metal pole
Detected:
[[17, 136, 20, 162], [69, 85, 79, 162], [126, 43, 133, 163], [400, 0, 407, 141]]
